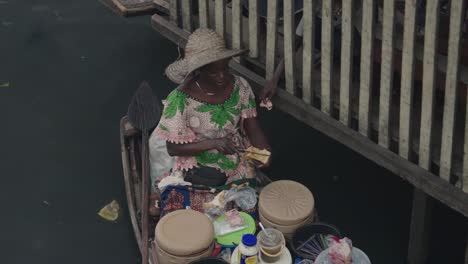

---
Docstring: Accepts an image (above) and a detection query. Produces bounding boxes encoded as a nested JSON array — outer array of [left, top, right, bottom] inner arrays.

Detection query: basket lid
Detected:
[[156, 209, 214, 256], [259, 180, 314, 225]]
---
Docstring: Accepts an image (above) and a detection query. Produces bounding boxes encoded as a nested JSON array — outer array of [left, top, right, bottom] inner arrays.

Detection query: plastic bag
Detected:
[[223, 186, 257, 210], [213, 219, 248, 236], [219, 248, 232, 262]]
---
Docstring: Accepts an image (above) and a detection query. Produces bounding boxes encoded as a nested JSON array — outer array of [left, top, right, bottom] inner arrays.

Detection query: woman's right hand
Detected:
[[210, 137, 238, 155]]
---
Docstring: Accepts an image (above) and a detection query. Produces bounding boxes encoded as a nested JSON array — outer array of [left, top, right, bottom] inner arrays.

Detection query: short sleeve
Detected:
[[238, 76, 257, 119], [154, 90, 196, 144]]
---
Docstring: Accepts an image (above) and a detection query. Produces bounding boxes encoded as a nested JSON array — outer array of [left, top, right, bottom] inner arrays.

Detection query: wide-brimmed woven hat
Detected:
[[165, 28, 246, 84]]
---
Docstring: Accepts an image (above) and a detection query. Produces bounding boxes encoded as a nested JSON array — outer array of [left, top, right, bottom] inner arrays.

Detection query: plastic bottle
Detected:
[[238, 234, 258, 264]]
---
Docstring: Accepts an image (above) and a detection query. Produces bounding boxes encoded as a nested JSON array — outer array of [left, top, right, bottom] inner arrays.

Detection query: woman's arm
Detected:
[[243, 117, 271, 151], [167, 137, 237, 157]]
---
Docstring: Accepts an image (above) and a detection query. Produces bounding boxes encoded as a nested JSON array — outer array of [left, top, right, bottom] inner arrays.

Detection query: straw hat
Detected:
[[165, 28, 246, 84]]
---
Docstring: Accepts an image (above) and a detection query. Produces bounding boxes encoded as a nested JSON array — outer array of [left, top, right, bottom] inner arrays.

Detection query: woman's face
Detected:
[[199, 58, 231, 88]]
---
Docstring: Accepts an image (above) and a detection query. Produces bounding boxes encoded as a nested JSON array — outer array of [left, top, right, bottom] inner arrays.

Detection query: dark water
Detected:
[[0, 1, 466, 264]]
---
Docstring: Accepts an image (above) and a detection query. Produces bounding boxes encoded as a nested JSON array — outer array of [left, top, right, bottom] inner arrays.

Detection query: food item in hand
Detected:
[[328, 237, 352, 264], [244, 146, 271, 165], [260, 98, 273, 110], [98, 200, 120, 221], [225, 209, 244, 227]]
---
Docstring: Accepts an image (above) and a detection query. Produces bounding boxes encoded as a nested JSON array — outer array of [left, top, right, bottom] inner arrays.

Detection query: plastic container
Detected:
[[257, 228, 285, 263], [238, 234, 258, 264], [188, 257, 229, 264], [314, 247, 371, 264], [290, 223, 341, 260]]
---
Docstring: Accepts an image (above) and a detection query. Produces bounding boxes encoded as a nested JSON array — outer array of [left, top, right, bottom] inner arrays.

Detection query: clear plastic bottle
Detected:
[[238, 234, 258, 264]]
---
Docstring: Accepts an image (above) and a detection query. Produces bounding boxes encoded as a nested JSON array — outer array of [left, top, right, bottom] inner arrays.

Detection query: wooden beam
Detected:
[[181, 0, 192, 32], [407, 189, 432, 264], [231, 0, 242, 62], [198, 0, 209, 28], [378, 0, 395, 148], [215, 0, 226, 37], [265, 0, 278, 80], [464, 88, 468, 192], [339, 0, 354, 126], [283, 0, 295, 95], [358, 0, 375, 137], [248, 0, 259, 58], [169, 0, 178, 25], [399, 0, 417, 160], [150, 12, 468, 218], [440, 0, 465, 181], [302, 0, 315, 104], [321, 0, 333, 115], [419, 0, 440, 170]]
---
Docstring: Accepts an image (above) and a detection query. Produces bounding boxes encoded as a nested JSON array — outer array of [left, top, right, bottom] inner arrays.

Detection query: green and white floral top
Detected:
[[150, 75, 258, 183]]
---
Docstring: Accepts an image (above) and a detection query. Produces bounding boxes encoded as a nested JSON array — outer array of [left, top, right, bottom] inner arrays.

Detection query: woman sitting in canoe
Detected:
[[149, 28, 271, 189]]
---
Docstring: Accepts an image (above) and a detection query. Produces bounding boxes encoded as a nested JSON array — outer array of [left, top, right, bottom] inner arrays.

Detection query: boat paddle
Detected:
[[127, 81, 161, 264]]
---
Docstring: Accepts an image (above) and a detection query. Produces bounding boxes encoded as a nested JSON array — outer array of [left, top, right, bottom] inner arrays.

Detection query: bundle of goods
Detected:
[[259, 180, 315, 239], [314, 237, 371, 264], [153, 210, 215, 264]]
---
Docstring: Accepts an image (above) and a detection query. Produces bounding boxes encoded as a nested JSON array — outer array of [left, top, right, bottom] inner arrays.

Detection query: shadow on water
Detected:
[[0, 0, 466, 264]]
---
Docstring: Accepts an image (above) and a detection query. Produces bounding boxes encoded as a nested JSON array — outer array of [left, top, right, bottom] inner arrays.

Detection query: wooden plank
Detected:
[[198, 0, 209, 28], [181, 0, 192, 31], [464, 96, 468, 192], [248, 0, 259, 58], [321, 0, 333, 115], [399, 0, 417, 159], [283, 0, 295, 94], [358, 0, 375, 136], [407, 189, 432, 264], [151, 11, 468, 219], [265, 0, 278, 80], [419, 0, 440, 170], [302, 0, 314, 104], [378, 0, 395, 148], [440, 0, 465, 181], [169, 0, 178, 24], [215, 0, 226, 37], [339, 0, 354, 126], [232, 0, 242, 60]]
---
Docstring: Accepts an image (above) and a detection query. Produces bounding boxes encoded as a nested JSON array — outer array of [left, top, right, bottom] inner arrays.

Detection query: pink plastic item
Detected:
[[225, 209, 244, 227], [328, 237, 353, 264]]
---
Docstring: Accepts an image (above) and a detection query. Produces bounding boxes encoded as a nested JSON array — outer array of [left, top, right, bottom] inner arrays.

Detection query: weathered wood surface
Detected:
[[339, 0, 354, 126], [321, 0, 333, 115], [419, 0, 440, 170], [198, 0, 209, 28], [169, 0, 178, 24], [398, 0, 417, 160], [358, 0, 374, 136], [231, 0, 242, 61], [181, 0, 192, 31], [407, 189, 432, 264], [464, 100, 468, 192], [215, 0, 226, 37], [283, 0, 296, 95], [248, 0, 259, 58], [302, 0, 315, 104], [265, 0, 278, 80], [378, 0, 395, 148], [440, 0, 466, 181]]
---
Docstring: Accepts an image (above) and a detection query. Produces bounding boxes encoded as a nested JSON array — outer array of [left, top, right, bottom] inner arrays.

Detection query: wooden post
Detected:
[[265, 0, 278, 80], [284, 0, 295, 95], [339, 0, 354, 126], [440, 0, 465, 181], [302, 0, 315, 104], [198, 0, 209, 28], [321, 0, 333, 115], [215, 0, 226, 37], [407, 189, 432, 264], [232, 0, 242, 62], [399, 0, 417, 160], [248, 0, 259, 58], [464, 84, 468, 192], [419, 0, 440, 170], [170, 0, 179, 25], [378, 0, 395, 148], [181, 0, 192, 32], [358, 0, 375, 137]]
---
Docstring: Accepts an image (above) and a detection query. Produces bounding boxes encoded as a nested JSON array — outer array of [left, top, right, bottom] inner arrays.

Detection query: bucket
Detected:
[[257, 228, 285, 263], [314, 247, 371, 264], [290, 223, 341, 260], [189, 257, 229, 264]]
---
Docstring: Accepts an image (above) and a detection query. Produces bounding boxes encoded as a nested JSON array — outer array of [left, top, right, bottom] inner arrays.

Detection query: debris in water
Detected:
[[0, 82, 10, 88], [98, 200, 120, 221], [42, 200, 50, 207]]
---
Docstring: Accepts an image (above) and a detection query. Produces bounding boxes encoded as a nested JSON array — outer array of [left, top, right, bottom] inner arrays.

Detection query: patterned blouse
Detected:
[[151, 75, 258, 183]]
